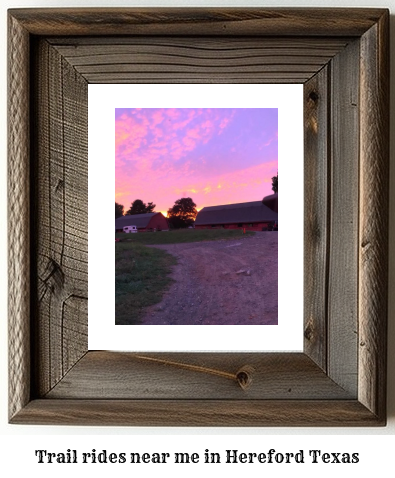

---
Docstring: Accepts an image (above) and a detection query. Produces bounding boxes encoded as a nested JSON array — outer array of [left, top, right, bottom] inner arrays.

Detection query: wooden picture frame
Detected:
[[8, 8, 389, 426]]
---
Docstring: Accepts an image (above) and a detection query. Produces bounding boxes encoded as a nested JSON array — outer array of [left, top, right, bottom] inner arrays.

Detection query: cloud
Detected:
[[171, 160, 278, 206], [115, 108, 278, 213]]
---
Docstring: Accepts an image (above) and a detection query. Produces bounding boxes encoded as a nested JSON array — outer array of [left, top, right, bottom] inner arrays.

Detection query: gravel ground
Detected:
[[141, 232, 278, 325]]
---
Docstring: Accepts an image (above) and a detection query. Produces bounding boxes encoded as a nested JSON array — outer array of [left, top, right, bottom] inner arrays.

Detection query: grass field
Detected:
[[115, 228, 255, 325], [116, 227, 254, 245], [115, 242, 177, 325]]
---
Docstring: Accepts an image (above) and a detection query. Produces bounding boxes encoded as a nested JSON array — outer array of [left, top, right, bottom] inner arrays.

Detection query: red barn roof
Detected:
[[262, 193, 278, 213], [115, 212, 168, 230]]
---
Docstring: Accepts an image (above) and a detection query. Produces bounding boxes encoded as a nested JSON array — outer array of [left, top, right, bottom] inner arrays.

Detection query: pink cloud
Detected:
[[172, 110, 196, 130], [171, 160, 278, 209], [165, 109, 180, 120], [115, 108, 278, 215], [182, 137, 196, 150], [151, 110, 165, 126], [186, 127, 202, 139]]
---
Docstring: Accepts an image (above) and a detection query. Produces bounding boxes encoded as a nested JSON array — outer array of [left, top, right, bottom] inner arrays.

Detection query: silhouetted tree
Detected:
[[126, 199, 156, 215], [146, 202, 156, 213], [271, 172, 278, 194], [115, 202, 124, 218], [167, 197, 197, 228]]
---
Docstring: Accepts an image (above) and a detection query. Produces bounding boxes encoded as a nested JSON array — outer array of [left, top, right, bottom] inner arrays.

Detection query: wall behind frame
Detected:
[[1, 0, 394, 443]]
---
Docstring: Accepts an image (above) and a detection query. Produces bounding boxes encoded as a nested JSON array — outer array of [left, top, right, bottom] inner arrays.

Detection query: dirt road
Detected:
[[141, 232, 278, 325]]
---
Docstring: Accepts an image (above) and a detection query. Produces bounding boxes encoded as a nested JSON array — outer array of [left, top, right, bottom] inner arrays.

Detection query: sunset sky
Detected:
[[115, 108, 278, 216]]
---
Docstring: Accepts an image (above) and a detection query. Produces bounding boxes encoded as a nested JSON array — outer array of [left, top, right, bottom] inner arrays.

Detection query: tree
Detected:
[[146, 202, 156, 213], [271, 172, 278, 194], [126, 199, 156, 215], [115, 202, 124, 218], [167, 197, 198, 229]]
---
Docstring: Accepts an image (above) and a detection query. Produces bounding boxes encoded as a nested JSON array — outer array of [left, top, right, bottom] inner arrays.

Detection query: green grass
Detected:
[[116, 228, 254, 245], [115, 242, 177, 325], [115, 228, 255, 325]]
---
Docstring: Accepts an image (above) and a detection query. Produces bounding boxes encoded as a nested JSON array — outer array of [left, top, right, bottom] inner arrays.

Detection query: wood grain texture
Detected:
[[31, 39, 88, 397], [358, 12, 389, 421], [8, 8, 387, 37], [46, 352, 353, 400], [49, 37, 350, 84], [8, 13, 31, 421], [11, 399, 384, 427], [303, 67, 329, 370], [7, 8, 389, 426], [327, 39, 360, 396]]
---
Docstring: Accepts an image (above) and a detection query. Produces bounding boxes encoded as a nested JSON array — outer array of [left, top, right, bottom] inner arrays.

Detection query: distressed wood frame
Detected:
[[8, 8, 389, 426]]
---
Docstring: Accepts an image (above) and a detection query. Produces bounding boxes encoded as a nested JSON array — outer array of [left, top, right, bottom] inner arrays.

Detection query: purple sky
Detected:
[[115, 108, 278, 216]]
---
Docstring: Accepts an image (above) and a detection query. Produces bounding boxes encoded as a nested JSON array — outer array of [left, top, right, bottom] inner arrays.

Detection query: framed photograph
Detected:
[[8, 8, 389, 426], [89, 83, 303, 351]]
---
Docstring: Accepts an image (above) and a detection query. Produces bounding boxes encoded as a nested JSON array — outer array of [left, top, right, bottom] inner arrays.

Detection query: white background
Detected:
[[89, 83, 303, 351], [1, 0, 395, 476]]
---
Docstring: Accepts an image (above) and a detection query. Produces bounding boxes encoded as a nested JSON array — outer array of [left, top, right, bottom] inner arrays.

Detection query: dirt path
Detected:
[[141, 232, 278, 325]]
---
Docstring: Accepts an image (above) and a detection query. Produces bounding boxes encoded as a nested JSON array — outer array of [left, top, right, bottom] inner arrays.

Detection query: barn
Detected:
[[194, 200, 278, 231], [115, 212, 169, 232], [262, 193, 278, 213]]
